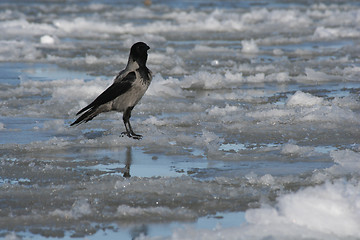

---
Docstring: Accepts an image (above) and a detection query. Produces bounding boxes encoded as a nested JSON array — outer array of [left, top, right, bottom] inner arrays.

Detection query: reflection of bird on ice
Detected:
[[123, 147, 132, 178]]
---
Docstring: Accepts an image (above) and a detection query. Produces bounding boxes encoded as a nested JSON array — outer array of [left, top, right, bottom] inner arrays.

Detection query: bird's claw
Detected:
[[131, 134, 143, 140], [121, 131, 143, 140]]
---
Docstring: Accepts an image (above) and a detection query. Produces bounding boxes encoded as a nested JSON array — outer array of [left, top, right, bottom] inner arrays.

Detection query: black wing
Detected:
[[76, 71, 136, 115]]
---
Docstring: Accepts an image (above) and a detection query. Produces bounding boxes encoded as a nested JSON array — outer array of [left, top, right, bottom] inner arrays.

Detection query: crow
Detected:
[[70, 42, 152, 139]]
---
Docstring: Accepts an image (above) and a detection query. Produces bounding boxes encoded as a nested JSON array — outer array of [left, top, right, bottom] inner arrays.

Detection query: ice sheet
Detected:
[[1, 0, 360, 239]]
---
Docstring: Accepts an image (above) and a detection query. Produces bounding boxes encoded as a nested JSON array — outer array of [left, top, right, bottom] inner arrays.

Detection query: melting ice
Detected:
[[0, 0, 360, 239]]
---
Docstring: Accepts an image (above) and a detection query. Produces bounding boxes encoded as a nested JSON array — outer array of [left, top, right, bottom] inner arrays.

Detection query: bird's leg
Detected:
[[121, 108, 132, 138], [126, 107, 143, 139], [127, 120, 142, 139], [121, 107, 142, 139], [121, 121, 131, 138]]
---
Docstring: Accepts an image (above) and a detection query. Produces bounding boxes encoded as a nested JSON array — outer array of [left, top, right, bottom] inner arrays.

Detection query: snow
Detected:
[[50, 199, 92, 220], [1, 0, 360, 239], [243, 180, 360, 240], [241, 39, 259, 53], [286, 91, 323, 107], [40, 35, 56, 45], [328, 150, 360, 175], [139, 178, 360, 240], [140, 149, 360, 240]]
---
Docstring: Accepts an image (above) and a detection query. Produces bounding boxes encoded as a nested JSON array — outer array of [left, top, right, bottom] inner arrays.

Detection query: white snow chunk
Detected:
[[50, 199, 92, 219], [40, 35, 56, 44], [286, 91, 323, 107], [241, 39, 259, 53]]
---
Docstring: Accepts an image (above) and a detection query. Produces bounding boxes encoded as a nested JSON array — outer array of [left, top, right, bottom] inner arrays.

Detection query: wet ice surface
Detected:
[[1, 0, 360, 239]]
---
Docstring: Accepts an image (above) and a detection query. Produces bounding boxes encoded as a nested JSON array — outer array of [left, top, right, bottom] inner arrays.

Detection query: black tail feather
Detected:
[[76, 104, 92, 116], [70, 108, 98, 126]]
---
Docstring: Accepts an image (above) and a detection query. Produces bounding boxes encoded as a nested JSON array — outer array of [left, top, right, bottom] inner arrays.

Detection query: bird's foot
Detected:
[[120, 131, 142, 140], [120, 131, 130, 138], [131, 133, 143, 140]]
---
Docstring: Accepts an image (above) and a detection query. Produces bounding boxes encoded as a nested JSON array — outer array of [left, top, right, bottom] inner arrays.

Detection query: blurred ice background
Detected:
[[0, 0, 360, 239]]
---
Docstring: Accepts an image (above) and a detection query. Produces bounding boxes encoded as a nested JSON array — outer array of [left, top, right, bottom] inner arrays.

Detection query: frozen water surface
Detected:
[[1, 0, 360, 239]]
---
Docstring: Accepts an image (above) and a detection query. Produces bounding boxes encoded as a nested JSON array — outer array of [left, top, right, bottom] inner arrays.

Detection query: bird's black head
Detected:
[[130, 42, 150, 66]]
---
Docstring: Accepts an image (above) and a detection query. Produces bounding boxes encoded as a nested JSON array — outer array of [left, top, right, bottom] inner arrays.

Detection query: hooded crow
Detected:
[[70, 42, 152, 139]]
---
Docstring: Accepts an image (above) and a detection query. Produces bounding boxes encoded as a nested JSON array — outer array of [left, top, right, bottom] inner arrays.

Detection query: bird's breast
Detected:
[[111, 77, 149, 111], [136, 68, 152, 86]]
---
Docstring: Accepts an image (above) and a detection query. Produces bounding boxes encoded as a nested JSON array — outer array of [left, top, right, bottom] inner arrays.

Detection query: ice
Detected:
[[40, 35, 56, 45], [143, 116, 168, 127], [147, 74, 184, 98], [116, 205, 197, 221], [281, 142, 315, 157], [241, 39, 259, 53], [146, 180, 360, 240], [181, 71, 228, 90], [313, 26, 360, 39], [0, 18, 56, 37], [4, 232, 20, 240], [286, 91, 323, 107], [206, 104, 239, 116], [51, 199, 92, 220], [1, 0, 360, 239], [327, 150, 360, 175], [245, 180, 360, 239], [0, 40, 42, 61], [304, 68, 340, 82]]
